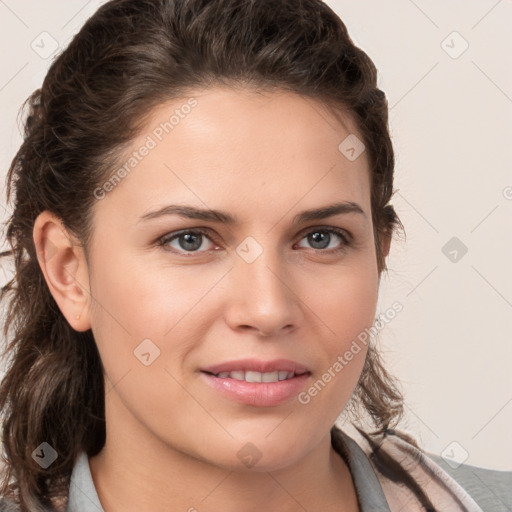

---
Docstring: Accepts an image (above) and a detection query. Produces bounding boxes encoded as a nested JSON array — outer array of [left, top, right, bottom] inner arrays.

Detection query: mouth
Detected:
[[200, 358, 310, 381], [199, 359, 311, 406]]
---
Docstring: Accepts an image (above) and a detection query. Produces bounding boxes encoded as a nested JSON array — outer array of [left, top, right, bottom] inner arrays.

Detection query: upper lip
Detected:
[[201, 358, 310, 375]]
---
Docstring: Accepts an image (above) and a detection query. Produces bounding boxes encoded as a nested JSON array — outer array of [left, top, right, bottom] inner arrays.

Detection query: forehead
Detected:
[[96, 86, 371, 224]]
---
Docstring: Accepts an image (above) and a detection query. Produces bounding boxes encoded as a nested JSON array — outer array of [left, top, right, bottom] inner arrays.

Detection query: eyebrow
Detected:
[[138, 201, 366, 225]]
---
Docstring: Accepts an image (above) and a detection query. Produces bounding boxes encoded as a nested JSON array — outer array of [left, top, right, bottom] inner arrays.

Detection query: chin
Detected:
[[208, 435, 310, 473]]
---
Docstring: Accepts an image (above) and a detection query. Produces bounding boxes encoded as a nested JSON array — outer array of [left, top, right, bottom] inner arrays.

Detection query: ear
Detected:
[[33, 210, 92, 332]]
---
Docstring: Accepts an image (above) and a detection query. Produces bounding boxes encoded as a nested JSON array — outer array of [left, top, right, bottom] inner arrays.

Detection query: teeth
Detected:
[[216, 370, 296, 382], [245, 371, 262, 382], [262, 371, 279, 382]]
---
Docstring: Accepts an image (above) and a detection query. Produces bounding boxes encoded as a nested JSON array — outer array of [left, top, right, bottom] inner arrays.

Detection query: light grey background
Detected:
[[0, 0, 510, 470]]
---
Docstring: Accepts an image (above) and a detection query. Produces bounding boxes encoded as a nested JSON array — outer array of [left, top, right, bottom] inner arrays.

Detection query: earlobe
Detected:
[[32, 211, 92, 332]]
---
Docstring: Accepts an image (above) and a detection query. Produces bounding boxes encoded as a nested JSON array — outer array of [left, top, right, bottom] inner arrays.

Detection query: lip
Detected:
[[201, 358, 310, 375], [200, 358, 311, 407], [201, 372, 310, 407]]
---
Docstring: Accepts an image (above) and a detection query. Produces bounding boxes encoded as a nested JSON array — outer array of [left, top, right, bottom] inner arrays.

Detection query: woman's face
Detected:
[[84, 86, 381, 471]]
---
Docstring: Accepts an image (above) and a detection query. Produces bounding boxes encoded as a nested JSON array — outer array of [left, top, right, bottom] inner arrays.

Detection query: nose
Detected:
[[223, 248, 301, 338]]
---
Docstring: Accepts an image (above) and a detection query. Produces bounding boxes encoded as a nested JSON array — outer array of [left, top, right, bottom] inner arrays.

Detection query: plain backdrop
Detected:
[[0, 0, 510, 471]]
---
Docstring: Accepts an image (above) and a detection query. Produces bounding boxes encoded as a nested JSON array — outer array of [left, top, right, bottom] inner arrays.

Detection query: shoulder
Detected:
[[334, 423, 512, 512], [384, 430, 512, 512], [425, 452, 512, 512]]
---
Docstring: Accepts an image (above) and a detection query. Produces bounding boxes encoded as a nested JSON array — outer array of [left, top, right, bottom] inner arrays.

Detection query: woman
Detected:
[[0, 0, 510, 511]]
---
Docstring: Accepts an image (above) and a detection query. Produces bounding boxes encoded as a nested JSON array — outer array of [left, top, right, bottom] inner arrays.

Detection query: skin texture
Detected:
[[33, 86, 391, 512]]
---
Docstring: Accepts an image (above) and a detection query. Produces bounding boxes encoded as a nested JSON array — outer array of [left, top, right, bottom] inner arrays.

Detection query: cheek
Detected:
[[89, 248, 216, 337], [87, 252, 226, 392], [295, 262, 378, 402], [301, 259, 379, 343]]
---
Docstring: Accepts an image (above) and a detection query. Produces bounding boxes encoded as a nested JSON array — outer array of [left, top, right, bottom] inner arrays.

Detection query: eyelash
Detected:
[[155, 226, 351, 256]]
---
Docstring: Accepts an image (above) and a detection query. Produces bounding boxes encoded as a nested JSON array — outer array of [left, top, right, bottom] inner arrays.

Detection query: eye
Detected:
[[156, 229, 217, 254], [155, 226, 351, 255], [295, 227, 351, 254]]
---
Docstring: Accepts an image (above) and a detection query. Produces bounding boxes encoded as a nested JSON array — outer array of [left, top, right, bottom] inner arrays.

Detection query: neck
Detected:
[[88, 395, 359, 512]]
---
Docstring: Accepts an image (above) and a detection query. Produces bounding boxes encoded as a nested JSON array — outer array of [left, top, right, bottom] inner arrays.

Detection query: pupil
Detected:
[[180, 233, 202, 251], [309, 231, 329, 249]]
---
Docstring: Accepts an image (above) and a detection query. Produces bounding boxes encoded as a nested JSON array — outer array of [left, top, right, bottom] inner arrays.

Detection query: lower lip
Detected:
[[200, 371, 310, 407]]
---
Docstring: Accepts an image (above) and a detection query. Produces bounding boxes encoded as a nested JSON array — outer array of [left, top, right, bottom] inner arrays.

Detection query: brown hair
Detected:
[[0, 0, 421, 510]]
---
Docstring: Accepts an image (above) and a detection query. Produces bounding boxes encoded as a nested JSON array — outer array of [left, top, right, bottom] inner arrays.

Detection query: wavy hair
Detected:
[[0, 0, 419, 510]]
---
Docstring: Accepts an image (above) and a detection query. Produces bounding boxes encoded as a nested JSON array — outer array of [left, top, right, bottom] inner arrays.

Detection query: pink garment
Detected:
[[339, 422, 484, 511]]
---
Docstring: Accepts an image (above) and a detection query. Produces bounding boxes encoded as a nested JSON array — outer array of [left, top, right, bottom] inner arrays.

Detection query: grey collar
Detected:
[[66, 452, 103, 512], [331, 426, 392, 511]]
